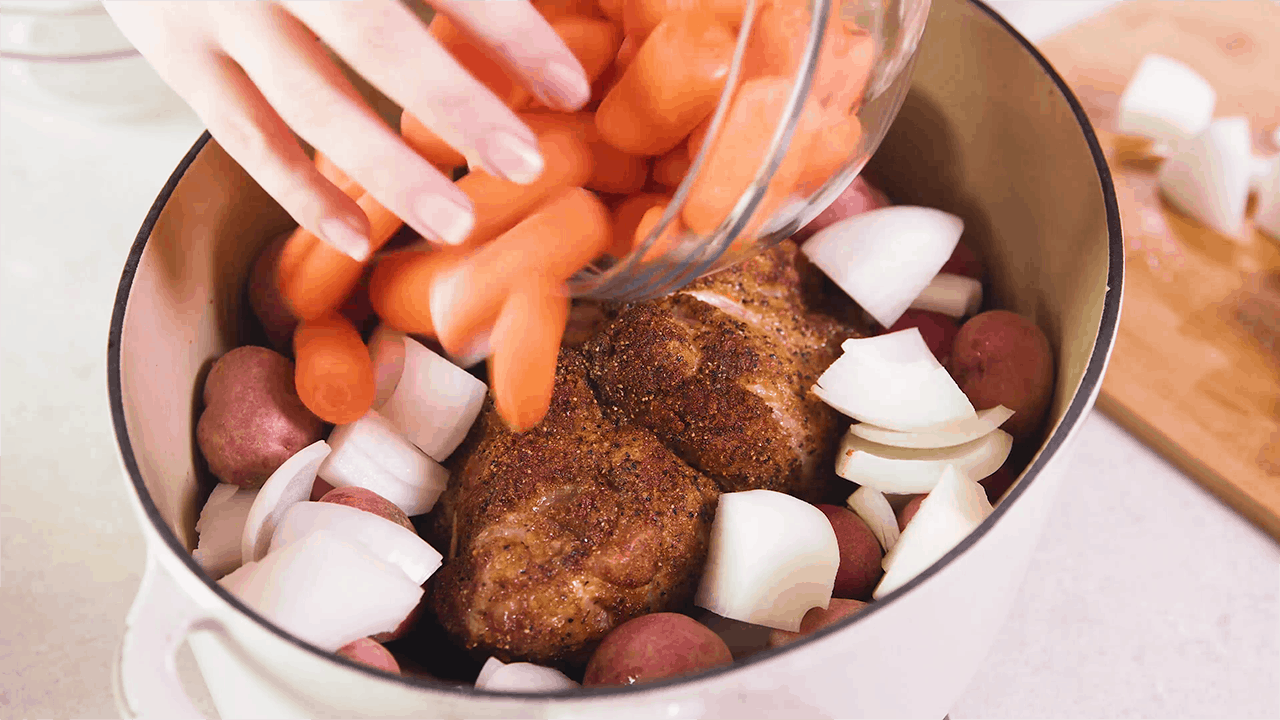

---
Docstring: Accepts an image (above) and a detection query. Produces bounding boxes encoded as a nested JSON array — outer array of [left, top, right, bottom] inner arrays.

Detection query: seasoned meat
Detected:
[[562, 300, 623, 349], [428, 349, 718, 666], [583, 241, 866, 501]]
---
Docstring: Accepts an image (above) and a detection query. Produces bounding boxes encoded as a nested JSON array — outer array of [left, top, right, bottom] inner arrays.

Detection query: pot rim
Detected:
[[106, 0, 1124, 703]]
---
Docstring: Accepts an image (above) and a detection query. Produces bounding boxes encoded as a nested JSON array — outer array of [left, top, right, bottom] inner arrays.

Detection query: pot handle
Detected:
[[118, 552, 217, 720]]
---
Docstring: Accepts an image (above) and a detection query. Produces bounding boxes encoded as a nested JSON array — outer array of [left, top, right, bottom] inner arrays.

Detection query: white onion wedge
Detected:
[[368, 325, 407, 408], [194, 484, 258, 580], [474, 658, 579, 693], [846, 486, 900, 553], [814, 329, 976, 432], [219, 530, 424, 653], [1158, 116, 1252, 239], [1255, 156, 1280, 242], [377, 335, 487, 462], [835, 429, 1012, 494], [801, 206, 964, 328], [694, 490, 839, 632], [318, 410, 448, 517], [849, 405, 1014, 449], [909, 272, 983, 318], [269, 501, 443, 586], [874, 466, 992, 598], [1117, 54, 1216, 148], [241, 440, 331, 564]]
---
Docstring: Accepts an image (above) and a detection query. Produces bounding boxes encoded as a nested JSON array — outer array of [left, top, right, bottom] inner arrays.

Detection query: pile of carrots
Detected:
[[283, 0, 877, 432]]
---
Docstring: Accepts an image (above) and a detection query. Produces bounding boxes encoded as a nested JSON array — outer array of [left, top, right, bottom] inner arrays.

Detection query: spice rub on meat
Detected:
[[583, 240, 866, 502], [429, 349, 718, 666]]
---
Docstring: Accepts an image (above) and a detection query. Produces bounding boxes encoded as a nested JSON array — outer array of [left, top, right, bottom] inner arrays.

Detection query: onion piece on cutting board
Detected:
[[1117, 54, 1216, 150], [801, 206, 964, 328], [269, 501, 443, 585], [371, 332, 487, 462], [813, 329, 976, 432], [835, 429, 1013, 494], [846, 486, 900, 553], [474, 657, 579, 692], [219, 530, 424, 653], [849, 405, 1014, 449], [241, 440, 332, 564], [874, 465, 993, 599], [317, 410, 448, 517], [194, 483, 258, 580], [695, 490, 839, 632], [909, 272, 983, 319], [1157, 116, 1252, 239]]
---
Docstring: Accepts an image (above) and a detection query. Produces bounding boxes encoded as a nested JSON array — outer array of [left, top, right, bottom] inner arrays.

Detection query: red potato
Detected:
[[309, 478, 335, 502], [793, 176, 890, 242], [196, 346, 325, 488], [940, 240, 984, 280], [896, 495, 924, 531], [816, 504, 882, 601], [336, 638, 401, 674], [887, 309, 960, 365], [249, 236, 378, 352], [582, 612, 733, 686], [372, 594, 427, 644], [980, 465, 1018, 504], [319, 486, 416, 533], [948, 310, 1055, 440], [767, 598, 868, 648]]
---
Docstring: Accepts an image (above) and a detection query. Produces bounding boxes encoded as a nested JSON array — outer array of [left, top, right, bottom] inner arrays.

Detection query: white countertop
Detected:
[[2, 3, 1277, 719]]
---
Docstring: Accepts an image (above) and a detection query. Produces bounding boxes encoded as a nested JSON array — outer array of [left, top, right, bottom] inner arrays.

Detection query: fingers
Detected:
[[281, 0, 549, 187], [211, 2, 475, 248], [433, 0, 592, 111]]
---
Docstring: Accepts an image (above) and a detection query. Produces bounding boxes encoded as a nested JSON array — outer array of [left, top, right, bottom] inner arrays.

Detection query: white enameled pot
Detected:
[[107, 0, 1123, 717]]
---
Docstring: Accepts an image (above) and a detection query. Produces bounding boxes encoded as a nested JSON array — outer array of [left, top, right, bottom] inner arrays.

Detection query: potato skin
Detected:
[[197, 346, 325, 488], [816, 504, 882, 601], [947, 310, 1055, 440], [767, 598, 867, 648], [247, 235, 297, 354], [582, 613, 732, 687]]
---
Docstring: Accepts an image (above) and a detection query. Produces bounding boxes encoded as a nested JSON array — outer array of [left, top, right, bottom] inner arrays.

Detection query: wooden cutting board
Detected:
[[1033, 1, 1280, 540]]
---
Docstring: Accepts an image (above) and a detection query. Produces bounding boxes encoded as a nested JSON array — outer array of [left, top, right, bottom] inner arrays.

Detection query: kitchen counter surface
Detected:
[[2, 3, 1276, 718]]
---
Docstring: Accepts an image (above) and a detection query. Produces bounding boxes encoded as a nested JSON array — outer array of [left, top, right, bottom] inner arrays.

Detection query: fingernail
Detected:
[[414, 194, 474, 246], [537, 61, 591, 110], [318, 217, 370, 261], [429, 267, 466, 346], [478, 131, 545, 185]]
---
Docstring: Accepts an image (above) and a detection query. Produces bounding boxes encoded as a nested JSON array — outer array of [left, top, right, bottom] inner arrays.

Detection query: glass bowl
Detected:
[[568, 0, 931, 302]]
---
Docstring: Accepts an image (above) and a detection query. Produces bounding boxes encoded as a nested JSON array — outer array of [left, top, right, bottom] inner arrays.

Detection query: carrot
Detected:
[[454, 119, 595, 249], [430, 16, 531, 109], [400, 113, 468, 170], [315, 152, 363, 198], [489, 272, 570, 432], [609, 192, 670, 256], [277, 191, 405, 321], [595, 12, 737, 156], [293, 312, 377, 425], [652, 145, 691, 188], [534, 0, 608, 21], [596, 0, 626, 24], [796, 110, 863, 191], [554, 17, 624, 86], [523, 111, 649, 194], [431, 187, 611, 354], [587, 33, 640, 110], [623, 0, 746, 38], [742, 0, 878, 112], [682, 76, 825, 235], [632, 203, 686, 262], [368, 249, 463, 336]]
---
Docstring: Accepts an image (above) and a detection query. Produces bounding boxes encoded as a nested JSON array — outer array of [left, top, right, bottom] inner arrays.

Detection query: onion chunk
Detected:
[[835, 429, 1013, 494], [269, 501, 443, 585], [1158, 116, 1252, 239], [849, 405, 1014, 449], [910, 272, 983, 319], [846, 486, 900, 553], [318, 410, 448, 517], [695, 490, 839, 632], [373, 332, 487, 462], [241, 440, 332, 564], [474, 658, 579, 693], [194, 484, 258, 580], [1118, 54, 1216, 148]]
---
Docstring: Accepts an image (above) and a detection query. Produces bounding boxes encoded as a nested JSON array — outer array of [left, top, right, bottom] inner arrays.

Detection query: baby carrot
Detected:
[[400, 113, 468, 170], [431, 187, 611, 355], [587, 34, 640, 110], [277, 191, 404, 321], [534, 0, 609, 21], [623, 0, 746, 38], [796, 110, 863, 191], [489, 272, 570, 432], [368, 249, 462, 337], [595, 12, 737, 156], [430, 15, 531, 109], [682, 76, 824, 235], [315, 152, 363, 198], [293, 312, 377, 425], [596, 0, 626, 24], [609, 192, 670, 256], [742, 1, 878, 112], [652, 144, 691, 188], [454, 119, 595, 249], [632, 202, 686, 262], [522, 111, 649, 195], [525, 16, 622, 112]]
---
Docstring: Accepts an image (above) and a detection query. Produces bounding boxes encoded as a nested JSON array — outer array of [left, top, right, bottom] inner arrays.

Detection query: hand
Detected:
[[104, 0, 592, 260]]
